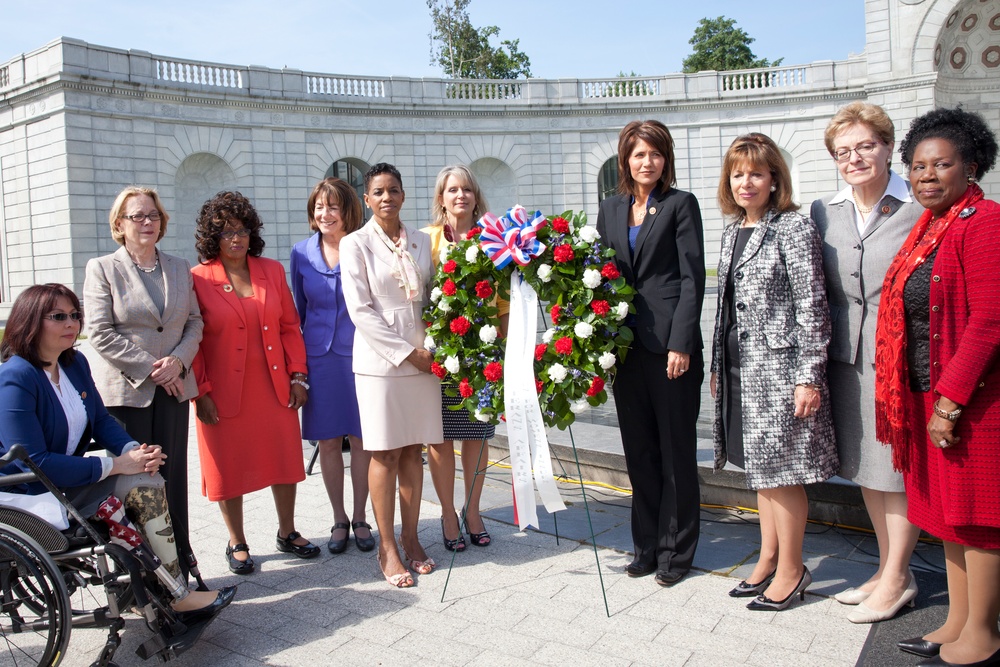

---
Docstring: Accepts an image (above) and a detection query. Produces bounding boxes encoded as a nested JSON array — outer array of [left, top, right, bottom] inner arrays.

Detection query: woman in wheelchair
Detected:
[[0, 283, 236, 625]]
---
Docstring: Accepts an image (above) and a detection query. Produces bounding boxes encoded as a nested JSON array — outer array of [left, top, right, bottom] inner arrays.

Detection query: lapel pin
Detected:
[[881, 205, 891, 214], [959, 207, 976, 219], [648, 207, 657, 215], [412, 243, 417, 249], [223, 284, 234, 293], [80, 391, 87, 399]]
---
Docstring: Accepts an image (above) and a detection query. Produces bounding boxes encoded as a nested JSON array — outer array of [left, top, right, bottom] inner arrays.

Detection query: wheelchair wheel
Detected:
[[0, 526, 71, 667]]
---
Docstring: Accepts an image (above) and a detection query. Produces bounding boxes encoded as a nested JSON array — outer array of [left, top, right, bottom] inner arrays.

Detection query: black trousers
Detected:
[[108, 386, 192, 578], [613, 342, 703, 573]]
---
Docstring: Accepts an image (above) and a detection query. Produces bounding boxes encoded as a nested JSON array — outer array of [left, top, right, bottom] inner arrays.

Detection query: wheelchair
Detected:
[[1, 444, 220, 667]]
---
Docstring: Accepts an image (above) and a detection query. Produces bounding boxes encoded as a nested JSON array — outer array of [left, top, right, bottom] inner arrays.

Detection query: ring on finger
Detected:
[[938, 439, 949, 449]]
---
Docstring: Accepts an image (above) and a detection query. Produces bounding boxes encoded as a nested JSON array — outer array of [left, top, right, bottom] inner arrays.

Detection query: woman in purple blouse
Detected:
[[290, 178, 374, 554]]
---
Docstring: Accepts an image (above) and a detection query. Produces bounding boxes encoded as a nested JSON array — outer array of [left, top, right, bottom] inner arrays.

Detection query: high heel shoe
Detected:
[[376, 550, 413, 588], [728, 569, 776, 598], [462, 507, 491, 547], [847, 573, 918, 624], [403, 549, 435, 575], [746, 567, 812, 611], [916, 647, 1000, 666], [897, 636, 941, 658], [441, 515, 467, 552]]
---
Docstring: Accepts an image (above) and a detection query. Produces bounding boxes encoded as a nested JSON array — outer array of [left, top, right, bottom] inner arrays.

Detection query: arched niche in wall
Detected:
[[598, 156, 619, 203], [172, 153, 238, 263], [469, 158, 516, 212], [325, 158, 371, 217]]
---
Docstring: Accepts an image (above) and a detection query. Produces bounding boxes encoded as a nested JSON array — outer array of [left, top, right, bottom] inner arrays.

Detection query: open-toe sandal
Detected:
[[377, 550, 413, 588]]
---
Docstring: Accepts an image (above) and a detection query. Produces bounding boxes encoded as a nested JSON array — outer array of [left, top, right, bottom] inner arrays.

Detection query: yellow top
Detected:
[[421, 224, 510, 316]]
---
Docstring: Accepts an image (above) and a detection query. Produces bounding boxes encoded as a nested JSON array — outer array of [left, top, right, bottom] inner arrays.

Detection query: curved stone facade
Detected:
[[0, 0, 997, 315]]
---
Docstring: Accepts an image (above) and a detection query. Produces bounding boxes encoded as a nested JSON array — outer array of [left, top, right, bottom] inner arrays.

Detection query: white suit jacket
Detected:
[[83, 245, 203, 406], [340, 220, 433, 377]]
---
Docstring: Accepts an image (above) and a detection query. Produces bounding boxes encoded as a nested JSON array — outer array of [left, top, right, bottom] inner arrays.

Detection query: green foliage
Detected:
[[427, 0, 531, 79], [682, 16, 783, 73]]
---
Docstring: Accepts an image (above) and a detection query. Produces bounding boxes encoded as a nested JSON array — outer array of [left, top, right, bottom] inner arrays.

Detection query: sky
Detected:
[[0, 1, 866, 79]]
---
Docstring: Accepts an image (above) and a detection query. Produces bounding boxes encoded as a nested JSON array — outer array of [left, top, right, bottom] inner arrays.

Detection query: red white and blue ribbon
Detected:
[[478, 205, 547, 269]]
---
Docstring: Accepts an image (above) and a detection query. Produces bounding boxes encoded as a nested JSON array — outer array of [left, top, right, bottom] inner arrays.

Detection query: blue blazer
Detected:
[[0, 353, 134, 493], [290, 233, 355, 357]]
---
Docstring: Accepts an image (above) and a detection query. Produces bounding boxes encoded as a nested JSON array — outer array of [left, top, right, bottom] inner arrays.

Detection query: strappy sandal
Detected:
[[377, 550, 413, 588], [403, 549, 435, 575], [225, 542, 255, 575], [441, 515, 467, 552]]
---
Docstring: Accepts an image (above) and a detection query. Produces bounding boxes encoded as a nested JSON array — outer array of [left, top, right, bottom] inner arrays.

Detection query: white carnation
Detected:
[[574, 321, 594, 339], [599, 351, 616, 370], [424, 335, 436, 351], [537, 264, 553, 282], [474, 409, 491, 422], [570, 399, 590, 414], [444, 355, 460, 374], [465, 245, 479, 262], [542, 328, 555, 343], [430, 287, 442, 303], [439, 246, 450, 265], [548, 363, 567, 382], [582, 269, 602, 289], [615, 301, 629, 321], [439, 299, 451, 313], [479, 325, 498, 344], [578, 226, 600, 243]]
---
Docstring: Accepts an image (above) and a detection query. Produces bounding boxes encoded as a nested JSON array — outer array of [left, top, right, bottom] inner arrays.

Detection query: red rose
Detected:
[[483, 362, 503, 382], [553, 244, 575, 263], [554, 337, 573, 355], [442, 278, 457, 296], [475, 281, 493, 299], [587, 376, 605, 397], [430, 362, 447, 379], [601, 262, 620, 280], [534, 343, 548, 361], [450, 317, 471, 336], [551, 217, 570, 233], [458, 378, 473, 398], [550, 304, 562, 324], [443, 260, 458, 274], [535, 378, 544, 394], [467, 227, 482, 237], [590, 300, 610, 316]]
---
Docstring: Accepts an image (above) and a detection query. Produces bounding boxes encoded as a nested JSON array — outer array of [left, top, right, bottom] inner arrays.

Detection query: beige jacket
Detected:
[[83, 245, 203, 406], [340, 220, 433, 377]]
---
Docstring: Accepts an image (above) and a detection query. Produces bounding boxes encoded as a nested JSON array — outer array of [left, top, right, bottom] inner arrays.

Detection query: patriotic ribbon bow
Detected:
[[477, 205, 547, 269]]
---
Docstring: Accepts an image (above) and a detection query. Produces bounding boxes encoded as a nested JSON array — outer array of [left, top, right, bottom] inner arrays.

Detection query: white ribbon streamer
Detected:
[[504, 271, 566, 530]]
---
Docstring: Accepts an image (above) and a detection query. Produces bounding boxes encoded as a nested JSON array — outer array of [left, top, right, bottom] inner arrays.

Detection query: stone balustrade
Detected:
[[0, 38, 867, 106]]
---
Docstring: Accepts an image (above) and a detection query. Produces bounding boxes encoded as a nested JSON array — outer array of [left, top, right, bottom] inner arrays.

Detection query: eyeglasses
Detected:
[[218, 229, 251, 240], [832, 142, 882, 163], [120, 212, 162, 224], [44, 311, 83, 322]]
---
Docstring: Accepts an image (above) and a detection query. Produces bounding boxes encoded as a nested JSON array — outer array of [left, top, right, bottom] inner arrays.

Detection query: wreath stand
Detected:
[[439, 302, 612, 617]]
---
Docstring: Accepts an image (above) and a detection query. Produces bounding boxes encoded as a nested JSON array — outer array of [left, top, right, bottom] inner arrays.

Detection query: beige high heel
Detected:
[[376, 550, 413, 588]]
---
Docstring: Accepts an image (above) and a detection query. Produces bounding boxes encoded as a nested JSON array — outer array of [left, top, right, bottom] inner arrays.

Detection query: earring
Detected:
[[769, 185, 777, 192], [967, 173, 976, 184]]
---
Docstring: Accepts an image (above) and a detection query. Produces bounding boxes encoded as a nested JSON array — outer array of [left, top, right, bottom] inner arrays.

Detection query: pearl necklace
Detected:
[[851, 189, 875, 216]]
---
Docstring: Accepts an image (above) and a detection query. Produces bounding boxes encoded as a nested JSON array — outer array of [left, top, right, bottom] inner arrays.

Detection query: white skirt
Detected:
[[355, 373, 443, 450]]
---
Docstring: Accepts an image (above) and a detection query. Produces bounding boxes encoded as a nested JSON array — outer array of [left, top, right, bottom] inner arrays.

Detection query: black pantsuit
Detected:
[[614, 343, 703, 572], [108, 386, 192, 578], [597, 186, 706, 576]]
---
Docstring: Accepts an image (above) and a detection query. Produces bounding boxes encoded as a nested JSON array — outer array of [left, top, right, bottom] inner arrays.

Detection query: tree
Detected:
[[428, 0, 531, 79], [681, 16, 783, 73]]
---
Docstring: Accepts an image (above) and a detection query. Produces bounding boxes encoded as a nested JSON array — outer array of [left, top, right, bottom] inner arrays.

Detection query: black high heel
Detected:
[[728, 569, 776, 598], [746, 567, 812, 611], [441, 515, 466, 552]]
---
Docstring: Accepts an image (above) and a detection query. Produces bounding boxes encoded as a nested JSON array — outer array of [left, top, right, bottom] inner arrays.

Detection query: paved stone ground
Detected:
[[52, 419, 946, 667]]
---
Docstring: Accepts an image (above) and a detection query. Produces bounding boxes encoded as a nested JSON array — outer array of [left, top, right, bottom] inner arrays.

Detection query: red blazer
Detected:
[[929, 198, 1000, 529], [191, 256, 308, 419]]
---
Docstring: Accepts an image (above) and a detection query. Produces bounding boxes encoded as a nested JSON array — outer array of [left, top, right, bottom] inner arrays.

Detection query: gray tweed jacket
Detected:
[[710, 209, 839, 489]]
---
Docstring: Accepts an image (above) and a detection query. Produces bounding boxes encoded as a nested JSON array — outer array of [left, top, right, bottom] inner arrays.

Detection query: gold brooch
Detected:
[[80, 391, 87, 399], [223, 284, 234, 293]]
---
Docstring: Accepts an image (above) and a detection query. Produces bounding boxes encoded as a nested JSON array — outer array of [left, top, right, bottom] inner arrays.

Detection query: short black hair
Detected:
[[364, 163, 403, 191], [900, 107, 998, 180]]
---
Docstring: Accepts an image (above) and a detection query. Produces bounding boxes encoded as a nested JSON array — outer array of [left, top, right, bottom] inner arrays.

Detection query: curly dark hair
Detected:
[[900, 107, 998, 180], [194, 191, 266, 262], [364, 163, 403, 191]]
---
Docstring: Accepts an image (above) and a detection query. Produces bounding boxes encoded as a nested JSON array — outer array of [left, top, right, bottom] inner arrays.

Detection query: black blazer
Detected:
[[596, 188, 706, 356]]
